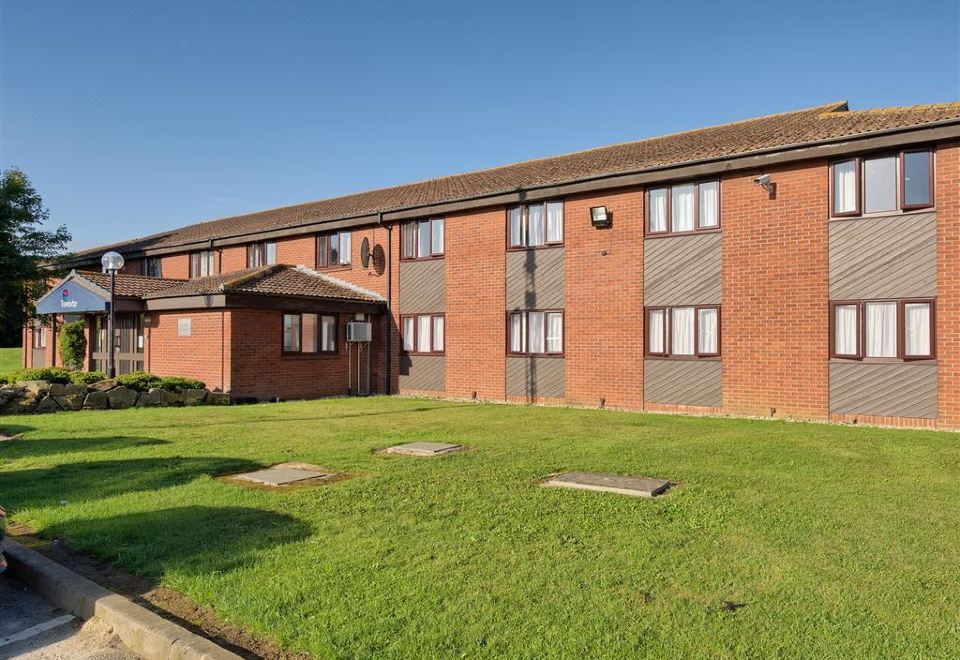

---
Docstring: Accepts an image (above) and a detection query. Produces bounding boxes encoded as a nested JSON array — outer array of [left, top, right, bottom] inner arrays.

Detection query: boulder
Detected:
[[88, 379, 117, 392], [49, 383, 88, 397], [136, 388, 166, 407], [53, 394, 86, 411], [0, 387, 24, 407], [181, 388, 207, 406], [83, 391, 110, 410], [35, 396, 62, 414], [205, 392, 230, 406], [161, 390, 183, 407], [18, 380, 51, 396], [107, 386, 138, 410], [2, 391, 38, 414]]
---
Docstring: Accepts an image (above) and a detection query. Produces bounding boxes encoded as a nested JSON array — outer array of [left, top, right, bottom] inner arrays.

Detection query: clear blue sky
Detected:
[[2, 1, 958, 251]]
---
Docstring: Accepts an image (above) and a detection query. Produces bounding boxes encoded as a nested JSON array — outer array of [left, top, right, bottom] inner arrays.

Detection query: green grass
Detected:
[[1, 398, 958, 658], [0, 346, 21, 373]]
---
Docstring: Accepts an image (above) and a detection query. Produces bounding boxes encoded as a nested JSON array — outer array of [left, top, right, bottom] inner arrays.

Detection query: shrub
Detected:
[[158, 376, 205, 392], [69, 370, 108, 386], [59, 320, 86, 370], [115, 371, 162, 392], [9, 367, 73, 384]]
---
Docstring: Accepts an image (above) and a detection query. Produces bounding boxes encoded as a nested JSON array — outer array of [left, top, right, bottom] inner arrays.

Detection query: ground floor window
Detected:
[[31, 322, 47, 349], [283, 313, 337, 354], [401, 314, 444, 354], [507, 310, 563, 356], [830, 299, 934, 360], [645, 305, 720, 358]]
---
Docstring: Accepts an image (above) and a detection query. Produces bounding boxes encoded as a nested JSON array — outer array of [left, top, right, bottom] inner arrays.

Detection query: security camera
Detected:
[[754, 174, 771, 186]]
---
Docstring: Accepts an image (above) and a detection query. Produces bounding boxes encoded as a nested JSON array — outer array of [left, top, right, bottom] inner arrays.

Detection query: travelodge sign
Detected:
[[35, 274, 110, 315]]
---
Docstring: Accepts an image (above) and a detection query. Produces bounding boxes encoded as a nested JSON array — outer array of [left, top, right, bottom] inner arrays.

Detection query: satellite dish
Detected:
[[360, 238, 371, 268]]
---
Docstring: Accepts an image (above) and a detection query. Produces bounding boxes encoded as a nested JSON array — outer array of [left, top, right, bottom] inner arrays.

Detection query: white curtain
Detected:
[[671, 307, 694, 355], [648, 309, 664, 353], [417, 315, 432, 352], [904, 303, 930, 356], [546, 202, 563, 243], [528, 204, 545, 246], [865, 302, 897, 357], [649, 189, 667, 232], [697, 308, 718, 354], [509, 313, 524, 353], [322, 316, 337, 352], [431, 219, 444, 255], [403, 317, 415, 351], [432, 316, 444, 352], [546, 312, 562, 353], [672, 185, 695, 232], [528, 311, 545, 353], [266, 242, 277, 265], [834, 160, 857, 214], [834, 305, 858, 355], [301, 314, 318, 353], [699, 181, 719, 228], [508, 207, 523, 246], [418, 220, 431, 258], [339, 231, 351, 264], [283, 314, 299, 352]]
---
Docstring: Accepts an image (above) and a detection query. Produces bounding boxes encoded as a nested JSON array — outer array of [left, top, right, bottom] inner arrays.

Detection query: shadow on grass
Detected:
[[0, 436, 170, 460], [0, 423, 35, 438], [0, 456, 262, 509]]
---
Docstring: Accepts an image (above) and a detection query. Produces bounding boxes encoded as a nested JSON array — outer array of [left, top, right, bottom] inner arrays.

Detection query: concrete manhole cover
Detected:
[[543, 471, 671, 498], [384, 442, 464, 457], [232, 462, 334, 486]]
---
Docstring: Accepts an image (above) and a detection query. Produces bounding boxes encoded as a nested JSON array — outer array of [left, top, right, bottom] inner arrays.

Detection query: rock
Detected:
[[161, 390, 183, 407], [83, 391, 110, 410], [49, 383, 87, 396], [2, 391, 38, 414], [17, 380, 51, 396], [106, 386, 138, 410], [181, 388, 207, 406], [205, 392, 230, 406], [53, 394, 85, 411], [36, 396, 62, 414], [136, 388, 165, 407], [0, 387, 23, 407], [88, 379, 117, 392]]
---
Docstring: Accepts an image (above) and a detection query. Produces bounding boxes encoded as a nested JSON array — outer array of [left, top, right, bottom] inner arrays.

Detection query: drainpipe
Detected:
[[379, 212, 392, 395]]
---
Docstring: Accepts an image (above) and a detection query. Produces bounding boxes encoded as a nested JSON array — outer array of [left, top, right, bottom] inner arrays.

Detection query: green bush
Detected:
[[69, 370, 108, 386], [158, 376, 205, 392], [9, 367, 73, 384], [59, 320, 86, 370], [115, 371, 162, 392]]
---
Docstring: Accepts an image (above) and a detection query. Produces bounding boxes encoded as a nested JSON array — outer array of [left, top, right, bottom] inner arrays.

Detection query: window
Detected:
[[247, 242, 277, 268], [830, 300, 934, 361], [645, 306, 720, 358], [646, 180, 720, 235], [830, 150, 933, 217], [142, 258, 163, 277], [318, 231, 352, 268], [401, 314, 444, 354], [507, 201, 564, 248], [401, 218, 444, 259], [189, 251, 215, 278], [282, 313, 338, 354], [32, 322, 46, 349], [507, 310, 563, 356]]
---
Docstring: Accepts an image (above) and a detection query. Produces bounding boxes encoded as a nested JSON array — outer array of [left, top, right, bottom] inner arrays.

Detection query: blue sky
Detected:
[[2, 1, 957, 251]]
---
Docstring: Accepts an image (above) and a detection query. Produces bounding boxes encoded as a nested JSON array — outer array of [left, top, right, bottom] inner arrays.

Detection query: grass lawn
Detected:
[[0, 346, 21, 373], [1, 398, 958, 658]]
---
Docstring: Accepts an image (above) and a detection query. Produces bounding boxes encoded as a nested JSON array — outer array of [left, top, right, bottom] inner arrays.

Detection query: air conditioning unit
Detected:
[[346, 321, 372, 342]]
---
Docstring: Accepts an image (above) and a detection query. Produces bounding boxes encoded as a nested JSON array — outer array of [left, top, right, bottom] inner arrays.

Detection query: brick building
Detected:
[[23, 101, 960, 428]]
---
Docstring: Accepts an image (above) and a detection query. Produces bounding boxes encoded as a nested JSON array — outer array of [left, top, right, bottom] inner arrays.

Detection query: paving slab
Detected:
[[543, 471, 670, 497], [384, 442, 464, 457], [233, 464, 332, 486]]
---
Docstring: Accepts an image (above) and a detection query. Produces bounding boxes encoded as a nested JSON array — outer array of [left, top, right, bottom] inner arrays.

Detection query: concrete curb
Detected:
[[2, 538, 242, 660]]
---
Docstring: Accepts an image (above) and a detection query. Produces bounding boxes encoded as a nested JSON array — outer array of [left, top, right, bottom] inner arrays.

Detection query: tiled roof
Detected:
[[74, 270, 186, 297], [143, 265, 385, 303], [72, 101, 960, 259]]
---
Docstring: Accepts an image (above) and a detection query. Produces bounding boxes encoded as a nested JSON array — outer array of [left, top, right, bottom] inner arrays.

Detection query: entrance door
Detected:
[[90, 314, 144, 374], [31, 322, 47, 368]]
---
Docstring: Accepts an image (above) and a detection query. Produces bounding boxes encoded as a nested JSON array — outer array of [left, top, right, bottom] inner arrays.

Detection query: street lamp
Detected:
[[101, 251, 124, 378]]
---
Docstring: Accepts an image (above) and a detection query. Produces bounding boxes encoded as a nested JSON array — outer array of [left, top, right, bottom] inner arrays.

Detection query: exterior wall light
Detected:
[[100, 251, 125, 378], [590, 205, 612, 228]]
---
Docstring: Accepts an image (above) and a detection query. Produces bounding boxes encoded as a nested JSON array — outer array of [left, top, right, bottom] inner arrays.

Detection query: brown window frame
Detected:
[[644, 305, 721, 359], [829, 149, 934, 218], [281, 312, 338, 356], [829, 298, 935, 362], [400, 313, 445, 355], [317, 231, 352, 269], [645, 180, 721, 237], [189, 251, 216, 278], [401, 218, 444, 261], [506, 310, 564, 357], [247, 242, 277, 268], [142, 257, 163, 278], [506, 201, 565, 250]]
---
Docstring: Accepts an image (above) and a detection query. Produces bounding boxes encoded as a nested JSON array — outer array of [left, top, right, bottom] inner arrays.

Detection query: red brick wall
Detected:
[[161, 254, 190, 280], [219, 246, 247, 273], [937, 141, 959, 429], [564, 188, 645, 409], [722, 162, 830, 420], [445, 207, 506, 399], [120, 259, 142, 275], [275, 235, 317, 268], [145, 310, 231, 391]]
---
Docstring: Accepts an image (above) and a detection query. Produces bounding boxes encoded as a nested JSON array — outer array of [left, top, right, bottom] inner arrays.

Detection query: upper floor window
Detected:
[[508, 310, 563, 356], [247, 242, 277, 268], [647, 180, 720, 236], [142, 258, 163, 277], [646, 306, 720, 358], [318, 231, 352, 268], [282, 312, 337, 354], [402, 218, 444, 260], [401, 314, 444, 354], [831, 150, 933, 217], [189, 251, 215, 278], [831, 299, 934, 361], [508, 201, 563, 248]]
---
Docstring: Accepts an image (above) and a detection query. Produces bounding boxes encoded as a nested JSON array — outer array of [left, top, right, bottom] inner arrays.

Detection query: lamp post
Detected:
[[100, 251, 125, 378]]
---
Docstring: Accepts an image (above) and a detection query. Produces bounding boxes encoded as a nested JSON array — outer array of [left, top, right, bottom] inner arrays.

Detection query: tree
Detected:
[[0, 168, 72, 346]]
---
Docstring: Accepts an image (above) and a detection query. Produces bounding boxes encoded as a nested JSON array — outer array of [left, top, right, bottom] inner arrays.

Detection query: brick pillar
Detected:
[[937, 141, 960, 429]]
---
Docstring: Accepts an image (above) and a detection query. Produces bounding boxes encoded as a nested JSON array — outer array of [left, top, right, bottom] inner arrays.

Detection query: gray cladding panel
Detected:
[[643, 233, 722, 306], [400, 259, 445, 314], [829, 362, 937, 418], [506, 248, 564, 310], [399, 355, 445, 392], [643, 359, 722, 407], [829, 212, 936, 300], [506, 357, 565, 398]]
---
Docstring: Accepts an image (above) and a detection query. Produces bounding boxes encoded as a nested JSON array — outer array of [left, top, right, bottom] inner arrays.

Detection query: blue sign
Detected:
[[36, 277, 109, 314]]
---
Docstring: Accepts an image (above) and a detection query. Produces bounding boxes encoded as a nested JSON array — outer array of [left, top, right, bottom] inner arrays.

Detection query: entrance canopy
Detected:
[[35, 272, 111, 314]]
